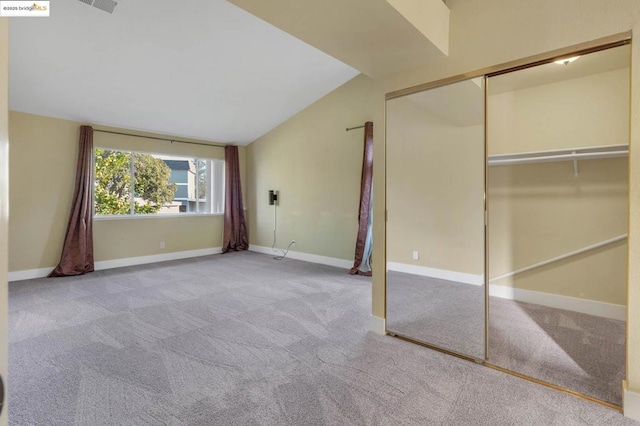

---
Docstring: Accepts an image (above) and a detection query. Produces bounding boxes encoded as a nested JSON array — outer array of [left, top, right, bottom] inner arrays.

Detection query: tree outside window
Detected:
[[94, 148, 224, 216]]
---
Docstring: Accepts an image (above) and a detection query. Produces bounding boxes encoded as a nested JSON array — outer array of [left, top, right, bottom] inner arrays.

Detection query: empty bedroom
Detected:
[[2, 0, 640, 425]]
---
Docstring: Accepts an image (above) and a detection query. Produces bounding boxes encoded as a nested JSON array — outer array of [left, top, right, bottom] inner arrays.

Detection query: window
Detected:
[[94, 148, 224, 217]]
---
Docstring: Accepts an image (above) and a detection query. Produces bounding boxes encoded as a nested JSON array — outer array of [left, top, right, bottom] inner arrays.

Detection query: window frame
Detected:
[[93, 147, 225, 220]]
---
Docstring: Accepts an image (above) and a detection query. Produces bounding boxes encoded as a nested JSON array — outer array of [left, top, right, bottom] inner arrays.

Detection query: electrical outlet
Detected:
[[412, 250, 419, 260], [160, 241, 165, 249]]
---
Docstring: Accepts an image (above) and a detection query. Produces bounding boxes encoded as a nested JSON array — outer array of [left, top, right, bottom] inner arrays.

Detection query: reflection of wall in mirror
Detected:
[[488, 68, 629, 155], [386, 93, 485, 276], [487, 66, 629, 307]]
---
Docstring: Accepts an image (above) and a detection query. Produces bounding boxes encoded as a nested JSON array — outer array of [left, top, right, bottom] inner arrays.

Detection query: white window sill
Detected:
[[94, 213, 224, 221]]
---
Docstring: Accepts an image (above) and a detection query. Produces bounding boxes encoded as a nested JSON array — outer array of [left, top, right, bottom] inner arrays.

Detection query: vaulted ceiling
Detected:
[[9, 0, 450, 145]]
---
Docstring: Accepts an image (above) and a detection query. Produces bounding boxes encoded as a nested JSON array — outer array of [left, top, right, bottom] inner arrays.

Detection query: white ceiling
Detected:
[[8, 0, 359, 145]]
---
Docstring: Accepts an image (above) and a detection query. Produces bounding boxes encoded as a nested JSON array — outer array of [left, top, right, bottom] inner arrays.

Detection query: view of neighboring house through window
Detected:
[[94, 148, 224, 216]]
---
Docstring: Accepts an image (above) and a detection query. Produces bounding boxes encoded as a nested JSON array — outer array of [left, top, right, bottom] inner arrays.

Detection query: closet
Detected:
[[385, 40, 630, 408]]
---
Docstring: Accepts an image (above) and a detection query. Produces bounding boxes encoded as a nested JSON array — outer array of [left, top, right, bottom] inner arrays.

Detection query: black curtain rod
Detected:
[[93, 129, 227, 148], [346, 125, 365, 132]]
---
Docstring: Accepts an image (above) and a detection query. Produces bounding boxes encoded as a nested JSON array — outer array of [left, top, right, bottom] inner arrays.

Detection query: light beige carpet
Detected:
[[8, 252, 635, 425]]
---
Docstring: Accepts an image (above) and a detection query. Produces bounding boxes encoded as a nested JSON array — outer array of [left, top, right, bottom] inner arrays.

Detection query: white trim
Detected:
[[94, 213, 224, 220], [387, 262, 483, 286], [8, 247, 222, 282], [249, 245, 353, 269], [94, 247, 221, 270], [489, 285, 626, 321], [624, 381, 640, 421], [370, 315, 386, 335], [8, 267, 53, 282]]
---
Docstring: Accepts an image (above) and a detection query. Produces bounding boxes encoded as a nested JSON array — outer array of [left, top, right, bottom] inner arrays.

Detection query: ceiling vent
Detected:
[[78, 0, 118, 14]]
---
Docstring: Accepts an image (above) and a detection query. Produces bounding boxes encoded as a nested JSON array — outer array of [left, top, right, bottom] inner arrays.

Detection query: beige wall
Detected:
[[246, 74, 374, 260], [489, 68, 630, 155], [629, 20, 640, 394], [0, 18, 8, 426], [9, 112, 244, 272], [386, 95, 484, 274]]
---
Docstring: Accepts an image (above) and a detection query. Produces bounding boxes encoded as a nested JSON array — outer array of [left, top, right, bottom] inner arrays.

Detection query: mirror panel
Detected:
[[487, 44, 630, 405], [386, 78, 486, 359]]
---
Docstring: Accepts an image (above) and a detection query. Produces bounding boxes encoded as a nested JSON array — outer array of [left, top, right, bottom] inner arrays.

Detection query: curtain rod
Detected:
[[93, 129, 227, 148], [346, 125, 365, 132]]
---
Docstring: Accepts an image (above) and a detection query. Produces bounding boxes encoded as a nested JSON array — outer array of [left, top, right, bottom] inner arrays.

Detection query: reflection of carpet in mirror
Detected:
[[489, 297, 625, 405], [386, 271, 624, 405], [386, 271, 485, 359]]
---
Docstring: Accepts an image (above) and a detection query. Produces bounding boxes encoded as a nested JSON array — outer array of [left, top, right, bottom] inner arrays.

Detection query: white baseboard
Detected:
[[94, 247, 222, 270], [8, 247, 222, 282], [7, 267, 53, 282], [624, 381, 640, 421], [249, 245, 353, 269], [387, 262, 483, 286], [386, 262, 625, 321], [370, 315, 386, 335], [489, 284, 626, 321]]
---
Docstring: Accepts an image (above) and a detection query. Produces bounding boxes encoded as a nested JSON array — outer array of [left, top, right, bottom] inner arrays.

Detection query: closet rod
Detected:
[[93, 129, 226, 148], [488, 144, 628, 166], [489, 234, 627, 283], [489, 150, 628, 166]]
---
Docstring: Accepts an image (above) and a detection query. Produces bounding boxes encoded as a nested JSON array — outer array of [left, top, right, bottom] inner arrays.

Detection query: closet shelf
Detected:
[[488, 144, 628, 166]]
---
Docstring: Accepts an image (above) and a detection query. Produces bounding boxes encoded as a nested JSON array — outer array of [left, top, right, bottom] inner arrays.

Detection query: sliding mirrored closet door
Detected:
[[386, 78, 486, 359], [486, 44, 630, 405]]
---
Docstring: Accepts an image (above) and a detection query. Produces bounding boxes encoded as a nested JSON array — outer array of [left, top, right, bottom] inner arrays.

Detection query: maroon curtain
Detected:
[[222, 145, 249, 252], [350, 122, 373, 276], [49, 126, 95, 277]]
